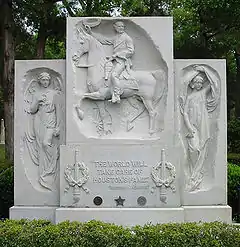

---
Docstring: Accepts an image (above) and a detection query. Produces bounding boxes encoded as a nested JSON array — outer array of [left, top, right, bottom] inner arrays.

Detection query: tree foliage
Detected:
[[0, 0, 15, 161], [13, 0, 66, 58], [171, 0, 240, 118], [1, 0, 240, 159], [120, 0, 171, 16], [59, 0, 121, 16]]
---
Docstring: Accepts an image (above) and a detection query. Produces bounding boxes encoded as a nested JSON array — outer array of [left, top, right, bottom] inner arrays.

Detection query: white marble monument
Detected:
[[11, 60, 65, 221], [10, 17, 231, 225]]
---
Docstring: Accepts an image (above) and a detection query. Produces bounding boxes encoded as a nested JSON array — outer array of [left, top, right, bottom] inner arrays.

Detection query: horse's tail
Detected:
[[151, 69, 167, 107]]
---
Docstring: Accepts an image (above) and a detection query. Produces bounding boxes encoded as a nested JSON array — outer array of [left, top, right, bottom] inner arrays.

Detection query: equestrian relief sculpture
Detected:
[[72, 19, 167, 136]]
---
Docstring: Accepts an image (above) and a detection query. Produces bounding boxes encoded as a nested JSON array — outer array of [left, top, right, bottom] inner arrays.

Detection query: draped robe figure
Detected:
[[25, 72, 62, 191], [181, 65, 220, 192]]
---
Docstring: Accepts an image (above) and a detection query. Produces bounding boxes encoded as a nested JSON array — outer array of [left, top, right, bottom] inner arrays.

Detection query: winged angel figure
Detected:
[[24, 72, 63, 191]]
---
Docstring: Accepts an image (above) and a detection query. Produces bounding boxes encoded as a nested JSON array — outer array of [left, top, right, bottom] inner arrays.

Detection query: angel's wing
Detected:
[[152, 69, 167, 107], [24, 79, 39, 114], [23, 78, 40, 166], [52, 76, 63, 93]]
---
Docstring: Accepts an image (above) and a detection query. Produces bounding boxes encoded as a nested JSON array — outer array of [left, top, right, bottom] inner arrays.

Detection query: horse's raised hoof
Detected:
[[149, 129, 155, 135], [105, 130, 112, 135], [75, 106, 84, 120], [108, 99, 120, 104], [127, 121, 134, 132]]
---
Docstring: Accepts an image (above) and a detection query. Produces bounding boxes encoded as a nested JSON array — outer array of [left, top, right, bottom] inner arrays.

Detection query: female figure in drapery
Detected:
[[180, 65, 220, 192], [24, 72, 63, 191]]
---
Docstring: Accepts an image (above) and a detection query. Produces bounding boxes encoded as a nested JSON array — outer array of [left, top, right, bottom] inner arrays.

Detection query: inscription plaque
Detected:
[[60, 144, 180, 207], [92, 160, 149, 189]]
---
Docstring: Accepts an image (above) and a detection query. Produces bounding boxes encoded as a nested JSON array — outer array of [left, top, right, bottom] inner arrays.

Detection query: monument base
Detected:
[[183, 206, 232, 223], [55, 208, 184, 225], [10, 206, 232, 225], [9, 206, 57, 223]]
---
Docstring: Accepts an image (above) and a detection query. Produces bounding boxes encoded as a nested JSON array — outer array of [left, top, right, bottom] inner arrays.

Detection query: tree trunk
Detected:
[[36, 24, 47, 59], [4, 98, 14, 161], [0, 0, 15, 162]]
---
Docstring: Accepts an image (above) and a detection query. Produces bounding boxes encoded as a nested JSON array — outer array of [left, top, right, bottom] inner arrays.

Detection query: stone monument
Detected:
[[10, 17, 231, 226]]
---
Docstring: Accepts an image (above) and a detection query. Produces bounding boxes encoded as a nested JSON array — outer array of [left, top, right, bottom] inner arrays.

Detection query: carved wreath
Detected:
[[151, 162, 176, 191], [64, 162, 89, 188]]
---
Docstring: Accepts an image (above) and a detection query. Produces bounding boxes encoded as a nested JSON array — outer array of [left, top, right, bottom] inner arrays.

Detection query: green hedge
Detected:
[[228, 164, 240, 200], [228, 163, 240, 219], [0, 167, 14, 219], [0, 145, 11, 175], [0, 220, 239, 247], [0, 145, 13, 219], [228, 118, 240, 153], [228, 153, 240, 165]]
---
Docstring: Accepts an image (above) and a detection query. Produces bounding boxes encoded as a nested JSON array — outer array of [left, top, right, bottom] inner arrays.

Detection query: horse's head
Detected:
[[72, 26, 94, 68], [76, 26, 91, 57], [72, 20, 106, 70]]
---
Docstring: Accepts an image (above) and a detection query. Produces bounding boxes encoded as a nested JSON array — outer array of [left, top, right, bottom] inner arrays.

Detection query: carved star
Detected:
[[114, 196, 125, 206]]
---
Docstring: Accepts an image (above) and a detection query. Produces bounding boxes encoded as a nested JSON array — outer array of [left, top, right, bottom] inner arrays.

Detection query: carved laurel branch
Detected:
[[64, 162, 89, 189], [151, 162, 176, 192]]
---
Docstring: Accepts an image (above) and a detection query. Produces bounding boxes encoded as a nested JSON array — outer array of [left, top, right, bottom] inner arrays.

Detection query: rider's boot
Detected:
[[112, 87, 122, 103]]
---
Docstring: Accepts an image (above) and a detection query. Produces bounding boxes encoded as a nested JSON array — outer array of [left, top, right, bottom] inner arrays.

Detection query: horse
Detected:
[[73, 25, 166, 134]]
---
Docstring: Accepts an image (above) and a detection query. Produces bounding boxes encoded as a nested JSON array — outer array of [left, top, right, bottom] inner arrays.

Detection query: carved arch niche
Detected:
[[20, 67, 65, 192], [71, 18, 169, 139], [178, 64, 221, 192]]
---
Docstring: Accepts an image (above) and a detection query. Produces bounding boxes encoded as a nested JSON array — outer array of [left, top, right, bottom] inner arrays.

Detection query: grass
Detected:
[[0, 145, 12, 175]]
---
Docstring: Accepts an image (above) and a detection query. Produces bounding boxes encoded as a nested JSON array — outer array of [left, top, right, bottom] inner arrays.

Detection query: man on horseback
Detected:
[[85, 21, 138, 103]]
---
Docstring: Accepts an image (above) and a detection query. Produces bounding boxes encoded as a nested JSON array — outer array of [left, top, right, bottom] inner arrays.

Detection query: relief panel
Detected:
[[67, 17, 173, 141], [15, 60, 66, 206], [175, 60, 227, 205], [60, 143, 180, 208]]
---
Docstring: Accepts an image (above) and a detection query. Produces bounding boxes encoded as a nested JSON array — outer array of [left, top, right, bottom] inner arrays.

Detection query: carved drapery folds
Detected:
[[179, 65, 221, 192], [24, 69, 64, 191]]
